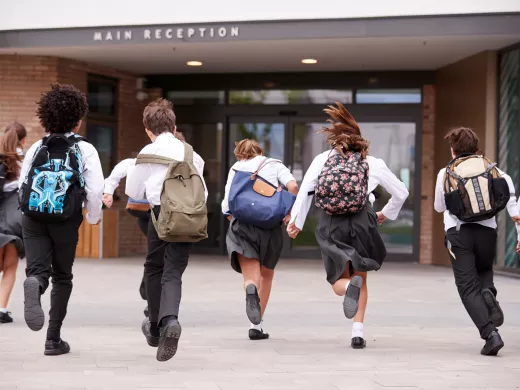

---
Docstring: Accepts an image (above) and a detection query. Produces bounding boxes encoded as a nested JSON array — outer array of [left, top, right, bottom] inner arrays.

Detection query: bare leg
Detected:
[[353, 271, 368, 323], [237, 254, 262, 325], [258, 267, 274, 317], [0, 247, 4, 273], [238, 254, 261, 290], [332, 268, 352, 296], [0, 245, 19, 309]]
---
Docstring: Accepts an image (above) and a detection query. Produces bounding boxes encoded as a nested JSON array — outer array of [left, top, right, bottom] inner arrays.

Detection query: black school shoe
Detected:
[[481, 331, 504, 356], [24, 277, 45, 331], [44, 339, 71, 356], [343, 276, 363, 319], [482, 289, 504, 327], [156, 318, 182, 362], [245, 284, 262, 325], [141, 318, 159, 347], [249, 328, 269, 340], [0, 311, 13, 323], [351, 337, 366, 349]]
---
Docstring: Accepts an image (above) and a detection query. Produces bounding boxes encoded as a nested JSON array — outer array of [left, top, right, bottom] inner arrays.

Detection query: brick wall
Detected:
[[420, 85, 435, 265]]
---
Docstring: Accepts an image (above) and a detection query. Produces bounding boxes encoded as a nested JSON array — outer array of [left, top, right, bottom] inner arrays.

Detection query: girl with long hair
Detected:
[[287, 102, 409, 348], [0, 122, 27, 323], [222, 139, 298, 340]]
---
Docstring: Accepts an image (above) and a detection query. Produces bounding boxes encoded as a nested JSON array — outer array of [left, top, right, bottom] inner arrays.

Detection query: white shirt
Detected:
[[126, 132, 207, 206], [434, 167, 519, 235], [3, 147, 24, 192], [104, 158, 135, 195], [221, 156, 296, 215], [19, 133, 104, 224], [289, 150, 409, 230]]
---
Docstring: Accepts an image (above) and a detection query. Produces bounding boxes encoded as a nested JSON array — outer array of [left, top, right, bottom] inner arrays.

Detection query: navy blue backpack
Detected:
[[228, 159, 296, 229]]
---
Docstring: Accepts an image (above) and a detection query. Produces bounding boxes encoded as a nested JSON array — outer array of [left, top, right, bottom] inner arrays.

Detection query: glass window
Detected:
[[228, 122, 285, 167], [177, 123, 224, 249], [356, 89, 421, 104], [167, 91, 225, 105], [228, 90, 352, 105], [87, 76, 117, 116], [86, 123, 115, 175]]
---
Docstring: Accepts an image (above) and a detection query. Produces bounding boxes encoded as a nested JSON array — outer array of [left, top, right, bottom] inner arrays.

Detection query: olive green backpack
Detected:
[[136, 142, 208, 242]]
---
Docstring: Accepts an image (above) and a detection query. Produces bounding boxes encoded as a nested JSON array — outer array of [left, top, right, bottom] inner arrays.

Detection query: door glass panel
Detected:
[[87, 123, 114, 175], [228, 122, 285, 167], [356, 89, 421, 104], [359, 123, 416, 254], [291, 121, 416, 255], [229, 90, 353, 105], [178, 123, 223, 249]]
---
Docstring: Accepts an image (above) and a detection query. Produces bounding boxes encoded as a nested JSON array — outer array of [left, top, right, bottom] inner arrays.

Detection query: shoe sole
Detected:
[[44, 347, 70, 356], [481, 340, 504, 356], [343, 275, 363, 319], [24, 277, 44, 332], [351, 341, 367, 350], [245, 284, 262, 325], [141, 318, 159, 348], [482, 290, 504, 327], [249, 330, 269, 341], [156, 322, 182, 362]]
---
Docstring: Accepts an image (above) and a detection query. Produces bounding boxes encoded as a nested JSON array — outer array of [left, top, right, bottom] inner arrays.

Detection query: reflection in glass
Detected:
[[229, 122, 285, 167], [356, 89, 421, 104], [177, 123, 223, 249], [87, 124, 114, 175], [167, 91, 225, 105], [229, 90, 352, 105], [87, 78, 117, 116]]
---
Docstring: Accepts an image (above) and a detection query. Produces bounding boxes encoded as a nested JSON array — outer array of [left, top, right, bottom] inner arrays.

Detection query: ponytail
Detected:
[[1, 122, 27, 181]]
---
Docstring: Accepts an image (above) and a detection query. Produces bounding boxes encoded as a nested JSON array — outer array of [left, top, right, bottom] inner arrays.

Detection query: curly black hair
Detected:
[[37, 83, 89, 134]]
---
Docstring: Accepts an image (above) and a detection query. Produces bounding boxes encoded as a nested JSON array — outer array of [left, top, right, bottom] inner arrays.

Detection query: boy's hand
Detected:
[[287, 223, 301, 239], [102, 193, 113, 208], [93, 218, 102, 225], [227, 215, 232, 222], [512, 215, 520, 224], [283, 214, 291, 225], [516, 242, 520, 254], [376, 211, 387, 225]]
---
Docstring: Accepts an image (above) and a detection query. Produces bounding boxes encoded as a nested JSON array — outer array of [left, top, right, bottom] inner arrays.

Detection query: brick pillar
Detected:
[[420, 85, 435, 265]]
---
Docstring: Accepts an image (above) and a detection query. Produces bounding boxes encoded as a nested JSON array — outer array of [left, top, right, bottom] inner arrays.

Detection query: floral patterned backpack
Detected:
[[315, 151, 369, 215]]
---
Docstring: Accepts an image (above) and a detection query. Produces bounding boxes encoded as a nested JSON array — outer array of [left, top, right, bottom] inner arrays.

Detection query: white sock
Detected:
[[345, 281, 350, 293], [0, 308, 7, 313], [251, 320, 264, 331], [352, 322, 364, 339]]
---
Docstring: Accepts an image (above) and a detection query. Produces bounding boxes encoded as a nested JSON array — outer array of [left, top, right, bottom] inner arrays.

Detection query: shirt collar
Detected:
[[155, 132, 175, 142]]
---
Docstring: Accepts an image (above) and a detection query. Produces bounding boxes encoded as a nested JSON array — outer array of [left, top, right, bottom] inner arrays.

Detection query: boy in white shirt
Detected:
[[20, 84, 104, 356], [434, 127, 520, 356], [126, 99, 206, 362]]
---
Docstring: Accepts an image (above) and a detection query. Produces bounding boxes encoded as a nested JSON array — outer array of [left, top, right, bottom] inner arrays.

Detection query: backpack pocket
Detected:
[[444, 190, 465, 218], [157, 208, 208, 243], [490, 177, 509, 211]]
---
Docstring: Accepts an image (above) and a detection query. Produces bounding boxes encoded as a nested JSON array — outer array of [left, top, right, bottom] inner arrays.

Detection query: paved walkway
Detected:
[[1, 257, 520, 390]]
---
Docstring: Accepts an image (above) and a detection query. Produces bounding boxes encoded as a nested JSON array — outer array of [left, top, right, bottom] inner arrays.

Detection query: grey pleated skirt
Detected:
[[316, 205, 386, 285], [226, 218, 283, 273], [0, 190, 24, 259]]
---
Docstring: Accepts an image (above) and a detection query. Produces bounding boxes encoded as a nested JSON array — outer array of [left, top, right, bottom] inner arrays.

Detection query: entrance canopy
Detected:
[[1, 14, 520, 74]]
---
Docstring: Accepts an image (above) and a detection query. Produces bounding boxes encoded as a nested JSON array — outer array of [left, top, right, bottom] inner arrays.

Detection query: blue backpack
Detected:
[[19, 134, 87, 222], [228, 159, 296, 229]]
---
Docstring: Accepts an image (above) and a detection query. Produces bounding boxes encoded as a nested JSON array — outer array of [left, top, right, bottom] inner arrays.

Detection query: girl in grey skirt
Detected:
[[222, 139, 298, 340], [287, 102, 409, 349], [0, 122, 27, 323]]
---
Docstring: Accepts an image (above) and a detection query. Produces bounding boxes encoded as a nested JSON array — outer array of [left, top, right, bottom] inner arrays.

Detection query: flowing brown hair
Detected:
[[1, 122, 27, 181], [234, 139, 263, 161], [320, 102, 369, 158]]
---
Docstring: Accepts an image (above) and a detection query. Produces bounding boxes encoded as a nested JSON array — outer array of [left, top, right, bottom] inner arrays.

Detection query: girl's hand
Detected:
[[283, 214, 291, 225], [102, 194, 113, 208], [227, 215, 233, 222], [287, 223, 301, 239], [516, 242, 520, 254], [512, 215, 520, 224], [376, 211, 387, 225]]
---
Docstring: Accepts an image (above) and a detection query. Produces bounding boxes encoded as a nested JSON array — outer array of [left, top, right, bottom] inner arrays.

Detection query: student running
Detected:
[[20, 84, 104, 356], [103, 132, 188, 318], [0, 123, 27, 323], [221, 139, 298, 340], [126, 99, 207, 362], [434, 127, 519, 356], [287, 102, 409, 349]]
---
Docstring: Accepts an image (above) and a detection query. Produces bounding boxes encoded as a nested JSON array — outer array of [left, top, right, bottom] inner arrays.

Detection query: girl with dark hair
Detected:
[[0, 122, 27, 323], [287, 102, 409, 349]]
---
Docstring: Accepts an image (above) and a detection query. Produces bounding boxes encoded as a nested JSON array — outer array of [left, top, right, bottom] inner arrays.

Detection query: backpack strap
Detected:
[[135, 154, 174, 166], [183, 142, 194, 163], [252, 158, 282, 179]]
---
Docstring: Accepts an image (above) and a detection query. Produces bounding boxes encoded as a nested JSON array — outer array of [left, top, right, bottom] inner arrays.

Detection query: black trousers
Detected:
[[446, 224, 498, 339], [23, 213, 83, 340], [130, 210, 151, 301], [145, 207, 191, 326]]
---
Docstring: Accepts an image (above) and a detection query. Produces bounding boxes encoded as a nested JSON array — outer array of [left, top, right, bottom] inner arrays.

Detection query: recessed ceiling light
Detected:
[[301, 58, 318, 64], [187, 61, 203, 67]]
